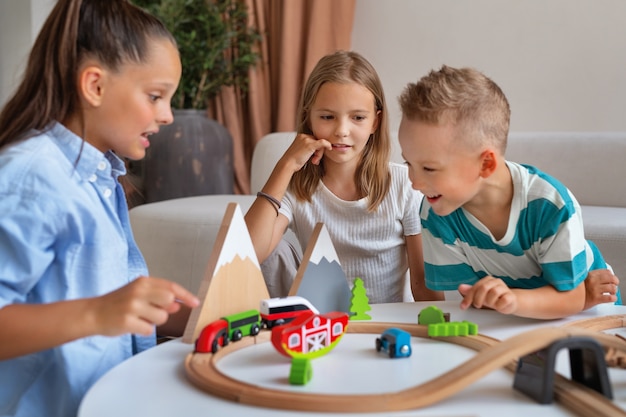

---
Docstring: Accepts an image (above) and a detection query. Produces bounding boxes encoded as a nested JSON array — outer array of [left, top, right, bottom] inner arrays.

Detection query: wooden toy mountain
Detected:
[[182, 203, 270, 343], [182, 203, 351, 344], [289, 222, 352, 314]]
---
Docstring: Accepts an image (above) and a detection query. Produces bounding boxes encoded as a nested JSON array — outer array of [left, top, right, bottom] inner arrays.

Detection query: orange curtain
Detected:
[[209, 0, 356, 194]]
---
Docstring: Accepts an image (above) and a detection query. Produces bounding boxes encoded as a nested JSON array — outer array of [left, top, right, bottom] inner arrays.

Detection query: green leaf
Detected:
[[132, 0, 261, 109]]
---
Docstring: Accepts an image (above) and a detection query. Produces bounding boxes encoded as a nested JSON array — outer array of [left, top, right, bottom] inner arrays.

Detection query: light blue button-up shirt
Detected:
[[0, 123, 155, 417]]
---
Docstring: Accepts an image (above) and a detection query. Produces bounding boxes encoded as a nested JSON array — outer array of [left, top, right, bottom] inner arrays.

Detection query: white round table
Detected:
[[78, 301, 626, 417]]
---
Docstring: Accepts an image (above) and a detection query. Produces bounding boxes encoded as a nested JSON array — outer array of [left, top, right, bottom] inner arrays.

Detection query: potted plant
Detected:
[[129, 0, 262, 204]]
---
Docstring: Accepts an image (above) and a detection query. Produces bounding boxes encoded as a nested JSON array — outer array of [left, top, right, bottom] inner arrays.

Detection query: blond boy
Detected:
[[398, 65, 619, 319]]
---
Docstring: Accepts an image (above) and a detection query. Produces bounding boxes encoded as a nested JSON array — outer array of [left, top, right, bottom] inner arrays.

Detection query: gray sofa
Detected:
[[129, 131, 626, 298], [505, 132, 626, 286]]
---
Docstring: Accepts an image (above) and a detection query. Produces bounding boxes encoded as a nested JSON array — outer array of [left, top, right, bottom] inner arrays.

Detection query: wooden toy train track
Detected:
[[185, 316, 626, 416]]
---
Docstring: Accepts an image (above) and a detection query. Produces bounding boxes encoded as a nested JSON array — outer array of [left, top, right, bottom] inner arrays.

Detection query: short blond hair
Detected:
[[398, 65, 510, 153]]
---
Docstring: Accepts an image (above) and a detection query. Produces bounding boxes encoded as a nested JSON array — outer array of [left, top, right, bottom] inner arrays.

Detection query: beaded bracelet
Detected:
[[256, 191, 281, 216]]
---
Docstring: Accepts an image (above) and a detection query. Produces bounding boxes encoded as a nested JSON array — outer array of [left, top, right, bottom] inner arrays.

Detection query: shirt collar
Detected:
[[105, 151, 127, 179], [49, 122, 127, 180]]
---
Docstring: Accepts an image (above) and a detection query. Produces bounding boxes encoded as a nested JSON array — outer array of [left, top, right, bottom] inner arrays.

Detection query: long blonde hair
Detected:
[[290, 50, 391, 212]]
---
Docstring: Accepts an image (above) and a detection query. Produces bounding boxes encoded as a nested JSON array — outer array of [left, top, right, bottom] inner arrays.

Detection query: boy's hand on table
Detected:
[[584, 269, 620, 310], [458, 277, 518, 315]]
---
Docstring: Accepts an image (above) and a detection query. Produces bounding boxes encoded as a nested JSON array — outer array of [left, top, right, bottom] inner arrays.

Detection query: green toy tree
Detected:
[[349, 277, 372, 320]]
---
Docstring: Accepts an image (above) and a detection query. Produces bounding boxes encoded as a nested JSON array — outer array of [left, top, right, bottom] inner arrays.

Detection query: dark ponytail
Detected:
[[0, 0, 175, 149]]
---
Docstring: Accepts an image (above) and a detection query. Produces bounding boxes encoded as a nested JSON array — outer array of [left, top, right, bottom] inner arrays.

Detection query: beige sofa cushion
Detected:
[[130, 195, 255, 293], [506, 132, 626, 207]]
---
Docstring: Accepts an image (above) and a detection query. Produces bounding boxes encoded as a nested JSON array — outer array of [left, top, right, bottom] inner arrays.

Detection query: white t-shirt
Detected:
[[280, 162, 422, 303]]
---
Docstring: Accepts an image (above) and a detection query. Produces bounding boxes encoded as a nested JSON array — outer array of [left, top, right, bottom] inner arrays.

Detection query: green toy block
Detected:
[[418, 305, 446, 325], [428, 321, 479, 337], [289, 357, 313, 385]]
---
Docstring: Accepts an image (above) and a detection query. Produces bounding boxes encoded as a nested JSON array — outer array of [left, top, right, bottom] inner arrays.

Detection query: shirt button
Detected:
[[103, 189, 112, 198], [88, 174, 97, 182], [97, 161, 107, 171]]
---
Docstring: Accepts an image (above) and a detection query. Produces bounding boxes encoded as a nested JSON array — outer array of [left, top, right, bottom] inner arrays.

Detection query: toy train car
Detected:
[[376, 327, 412, 358], [260, 296, 319, 328], [195, 309, 261, 354]]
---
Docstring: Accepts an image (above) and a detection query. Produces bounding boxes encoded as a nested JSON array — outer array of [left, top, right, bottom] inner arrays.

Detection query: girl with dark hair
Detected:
[[0, 1, 198, 415]]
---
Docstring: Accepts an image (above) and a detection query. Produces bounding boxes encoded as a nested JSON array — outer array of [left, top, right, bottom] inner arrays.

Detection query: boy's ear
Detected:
[[479, 149, 498, 178], [78, 65, 105, 107]]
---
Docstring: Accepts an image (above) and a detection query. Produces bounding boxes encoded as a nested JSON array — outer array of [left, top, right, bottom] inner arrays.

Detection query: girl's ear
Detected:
[[479, 149, 498, 178], [79, 65, 105, 107], [371, 109, 382, 134]]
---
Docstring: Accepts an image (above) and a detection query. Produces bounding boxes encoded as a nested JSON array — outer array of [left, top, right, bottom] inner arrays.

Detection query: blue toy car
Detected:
[[375, 327, 412, 358]]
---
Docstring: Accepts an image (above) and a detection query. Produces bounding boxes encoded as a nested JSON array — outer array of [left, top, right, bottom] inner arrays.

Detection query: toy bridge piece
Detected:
[[513, 336, 613, 404], [182, 203, 270, 344], [288, 223, 351, 314]]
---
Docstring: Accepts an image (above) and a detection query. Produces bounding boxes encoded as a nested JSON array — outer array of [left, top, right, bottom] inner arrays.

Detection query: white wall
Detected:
[[0, 0, 31, 105], [352, 0, 626, 133], [3, 1, 626, 133], [0, 0, 55, 106]]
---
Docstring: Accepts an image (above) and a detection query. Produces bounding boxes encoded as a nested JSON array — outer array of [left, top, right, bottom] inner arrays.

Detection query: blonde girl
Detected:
[[245, 50, 443, 304]]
